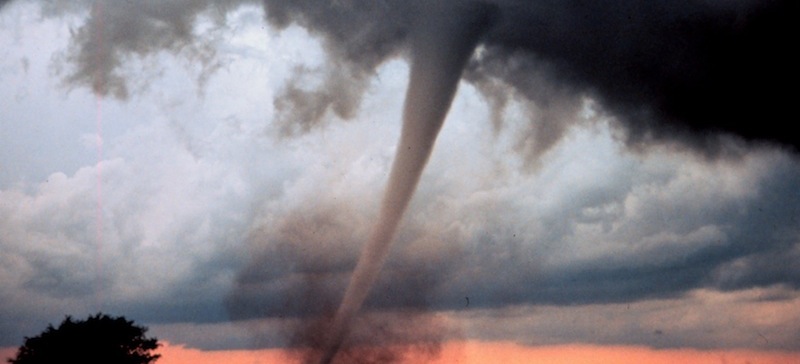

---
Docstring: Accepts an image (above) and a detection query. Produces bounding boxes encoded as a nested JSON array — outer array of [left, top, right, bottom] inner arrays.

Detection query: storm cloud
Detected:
[[1, 0, 799, 356], [30, 0, 799, 155]]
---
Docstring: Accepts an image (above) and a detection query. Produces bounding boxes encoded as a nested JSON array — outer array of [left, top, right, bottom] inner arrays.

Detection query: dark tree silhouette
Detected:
[[7, 313, 160, 364]]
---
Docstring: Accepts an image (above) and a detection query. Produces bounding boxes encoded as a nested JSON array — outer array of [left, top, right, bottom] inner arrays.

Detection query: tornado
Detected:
[[313, 3, 496, 363]]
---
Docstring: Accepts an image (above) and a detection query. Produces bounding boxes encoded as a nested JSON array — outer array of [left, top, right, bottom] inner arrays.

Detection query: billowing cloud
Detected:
[[228, 125, 800, 312], [29, 0, 799, 156], [0, 0, 784, 168]]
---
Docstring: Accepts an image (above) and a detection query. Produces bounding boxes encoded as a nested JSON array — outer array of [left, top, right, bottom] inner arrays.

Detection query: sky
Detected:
[[1, 0, 799, 363]]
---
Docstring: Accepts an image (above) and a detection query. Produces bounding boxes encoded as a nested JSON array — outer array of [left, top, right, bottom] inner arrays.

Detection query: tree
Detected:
[[7, 313, 160, 364]]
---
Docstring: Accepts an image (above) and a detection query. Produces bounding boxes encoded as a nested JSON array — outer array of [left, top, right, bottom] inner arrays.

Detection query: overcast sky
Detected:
[[1, 0, 798, 359]]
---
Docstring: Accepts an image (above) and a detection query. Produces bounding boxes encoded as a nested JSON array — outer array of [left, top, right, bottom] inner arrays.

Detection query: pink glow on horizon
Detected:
[[149, 341, 800, 364], [0, 347, 16, 362], [3, 341, 798, 363], [155, 342, 292, 364]]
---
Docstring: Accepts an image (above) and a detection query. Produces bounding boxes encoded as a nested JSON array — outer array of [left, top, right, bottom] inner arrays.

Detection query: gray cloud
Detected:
[[263, 0, 799, 156], [272, 63, 372, 136], [454, 287, 800, 350], [50, 0, 255, 98], [227, 203, 363, 319], [480, 0, 797, 151], [15, 0, 798, 154], [224, 124, 800, 348]]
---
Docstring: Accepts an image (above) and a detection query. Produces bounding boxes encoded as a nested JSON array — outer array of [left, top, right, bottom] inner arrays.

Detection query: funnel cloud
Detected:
[[308, 3, 496, 362]]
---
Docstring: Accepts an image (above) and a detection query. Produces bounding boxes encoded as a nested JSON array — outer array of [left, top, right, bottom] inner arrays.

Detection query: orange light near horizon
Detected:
[[155, 342, 293, 364], [431, 342, 800, 364], [149, 341, 800, 364]]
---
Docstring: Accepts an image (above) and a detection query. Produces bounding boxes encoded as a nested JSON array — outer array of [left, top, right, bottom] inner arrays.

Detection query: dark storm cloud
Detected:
[[4, 0, 795, 299], [10, 0, 795, 153], [476, 0, 799, 154], [261, 0, 799, 155]]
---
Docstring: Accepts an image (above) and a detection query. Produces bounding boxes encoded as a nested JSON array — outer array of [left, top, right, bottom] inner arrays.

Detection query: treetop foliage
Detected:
[[7, 313, 160, 364]]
